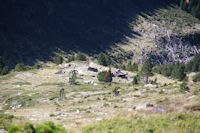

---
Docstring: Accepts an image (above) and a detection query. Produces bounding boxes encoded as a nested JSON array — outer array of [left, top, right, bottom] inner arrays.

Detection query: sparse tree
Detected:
[[97, 54, 111, 66], [113, 87, 120, 97], [171, 63, 186, 81], [132, 76, 138, 85], [69, 70, 77, 85], [75, 52, 87, 61], [141, 58, 153, 84], [59, 88, 65, 101]]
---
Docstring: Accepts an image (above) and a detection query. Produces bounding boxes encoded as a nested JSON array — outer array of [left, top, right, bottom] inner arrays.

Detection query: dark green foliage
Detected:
[[69, 70, 77, 85], [171, 63, 186, 80], [0, 113, 14, 129], [141, 58, 153, 76], [155, 63, 186, 81], [75, 53, 87, 61], [126, 61, 138, 72], [53, 56, 63, 65], [1, 66, 9, 75], [35, 121, 66, 133], [8, 121, 66, 133], [180, 0, 200, 18], [155, 64, 174, 77], [66, 55, 75, 63], [97, 54, 111, 66], [97, 68, 112, 82], [193, 72, 200, 82], [24, 122, 35, 133], [132, 76, 139, 85], [8, 125, 23, 133], [186, 53, 200, 72], [0, 57, 9, 75], [141, 58, 153, 83], [0, 57, 6, 70], [14, 63, 27, 72]]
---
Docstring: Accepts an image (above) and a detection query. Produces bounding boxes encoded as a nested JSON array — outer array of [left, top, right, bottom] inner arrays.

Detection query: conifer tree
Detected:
[[141, 58, 153, 84]]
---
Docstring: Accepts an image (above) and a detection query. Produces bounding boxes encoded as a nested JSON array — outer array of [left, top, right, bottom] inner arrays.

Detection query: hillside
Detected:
[[0, 61, 200, 132], [1, 1, 200, 133], [0, 0, 184, 67]]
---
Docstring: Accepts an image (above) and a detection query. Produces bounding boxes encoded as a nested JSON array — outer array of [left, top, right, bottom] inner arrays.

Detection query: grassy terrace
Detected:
[[83, 113, 200, 133]]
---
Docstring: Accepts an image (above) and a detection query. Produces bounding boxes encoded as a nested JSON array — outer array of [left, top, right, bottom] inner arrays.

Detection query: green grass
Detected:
[[12, 82, 31, 86], [0, 113, 14, 129], [0, 73, 16, 81], [156, 98, 169, 104], [38, 82, 66, 87], [83, 113, 200, 133], [4, 95, 38, 110]]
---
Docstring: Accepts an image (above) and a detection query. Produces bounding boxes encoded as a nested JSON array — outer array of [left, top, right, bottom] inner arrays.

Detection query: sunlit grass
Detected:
[[83, 113, 200, 133]]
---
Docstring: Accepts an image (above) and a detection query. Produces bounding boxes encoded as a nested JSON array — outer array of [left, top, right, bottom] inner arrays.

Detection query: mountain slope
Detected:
[[0, 0, 179, 67]]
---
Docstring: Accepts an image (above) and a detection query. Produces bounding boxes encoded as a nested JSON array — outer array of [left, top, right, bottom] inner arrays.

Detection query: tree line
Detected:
[[154, 53, 200, 81], [180, 0, 200, 18]]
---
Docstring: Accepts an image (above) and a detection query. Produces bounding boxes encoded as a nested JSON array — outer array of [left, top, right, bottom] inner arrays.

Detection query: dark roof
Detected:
[[88, 67, 98, 72]]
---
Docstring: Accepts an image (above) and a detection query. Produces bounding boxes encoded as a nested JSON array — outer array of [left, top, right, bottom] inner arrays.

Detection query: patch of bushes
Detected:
[[155, 62, 186, 81], [97, 54, 111, 66], [83, 113, 200, 133], [8, 121, 66, 133], [0, 56, 9, 75], [180, 0, 200, 19], [97, 69, 112, 82], [53, 56, 63, 65], [0, 113, 14, 129], [66, 55, 75, 63], [15, 63, 30, 72], [75, 52, 87, 61], [33, 63, 42, 69], [132, 76, 139, 85]]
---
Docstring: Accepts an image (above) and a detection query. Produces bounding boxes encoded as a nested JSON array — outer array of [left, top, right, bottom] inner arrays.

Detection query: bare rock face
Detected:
[[147, 33, 200, 65]]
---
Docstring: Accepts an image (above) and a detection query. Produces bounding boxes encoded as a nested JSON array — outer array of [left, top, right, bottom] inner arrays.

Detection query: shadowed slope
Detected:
[[0, 0, 178, 67]]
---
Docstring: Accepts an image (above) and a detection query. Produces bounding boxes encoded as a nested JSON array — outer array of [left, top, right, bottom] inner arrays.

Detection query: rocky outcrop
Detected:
[[148, 33, 200, 65]]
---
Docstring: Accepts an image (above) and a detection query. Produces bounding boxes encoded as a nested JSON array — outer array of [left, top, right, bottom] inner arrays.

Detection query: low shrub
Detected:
[[97, 54, 111, 66], [33, 63, 42, 69], [0, 113, 14, 129], [8, 121, 66, 133], [0, 56, 9, 75], [53, 56, 63, 65], [97, 71, 112, 82], [75, 53, 87, 61], [15, 63, 28, 72]]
